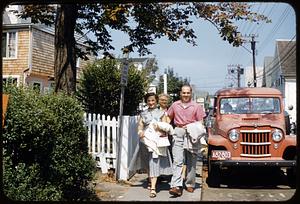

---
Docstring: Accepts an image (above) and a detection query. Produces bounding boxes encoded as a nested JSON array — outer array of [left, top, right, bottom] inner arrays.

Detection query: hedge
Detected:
[[2, 85, 97, 201]]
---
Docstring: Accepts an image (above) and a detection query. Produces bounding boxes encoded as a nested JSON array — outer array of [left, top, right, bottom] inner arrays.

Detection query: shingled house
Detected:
[[263, 39, 296, 123], [2, 5, 95, 92]]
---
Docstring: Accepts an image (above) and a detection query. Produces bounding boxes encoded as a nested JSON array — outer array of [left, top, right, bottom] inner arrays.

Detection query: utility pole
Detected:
[[250, 34, 257, 87], [236, 65, 244, 88], [237, 65, 241, 88], [241, 34, 258, 87], [226, 64, 243, 88]]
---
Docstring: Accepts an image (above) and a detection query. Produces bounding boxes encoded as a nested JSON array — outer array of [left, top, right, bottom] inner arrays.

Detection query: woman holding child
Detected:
[[134, 92, 173, 198]]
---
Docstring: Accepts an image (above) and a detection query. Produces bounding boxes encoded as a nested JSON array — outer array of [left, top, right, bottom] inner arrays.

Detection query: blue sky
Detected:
[[108, 2, 296, 95]]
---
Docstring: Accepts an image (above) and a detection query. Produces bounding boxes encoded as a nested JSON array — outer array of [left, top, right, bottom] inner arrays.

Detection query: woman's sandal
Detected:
[[149, 188, 156, 198], [147, 182, 151, 190]]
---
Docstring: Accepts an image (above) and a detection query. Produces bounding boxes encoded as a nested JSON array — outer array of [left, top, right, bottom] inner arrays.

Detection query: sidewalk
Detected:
[[95, 161, 203, 201]]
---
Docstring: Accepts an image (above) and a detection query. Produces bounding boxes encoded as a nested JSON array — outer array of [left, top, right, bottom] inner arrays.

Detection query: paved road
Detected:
[[95, 162, 297, 202], [201, 165, 297, 202]]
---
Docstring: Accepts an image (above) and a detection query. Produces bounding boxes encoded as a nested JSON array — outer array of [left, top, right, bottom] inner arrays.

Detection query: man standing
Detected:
[[167, 85, 205, 197]]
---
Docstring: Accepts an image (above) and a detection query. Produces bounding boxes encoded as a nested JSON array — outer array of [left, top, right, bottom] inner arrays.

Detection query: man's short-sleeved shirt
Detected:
[[167, 100, 205, 126]]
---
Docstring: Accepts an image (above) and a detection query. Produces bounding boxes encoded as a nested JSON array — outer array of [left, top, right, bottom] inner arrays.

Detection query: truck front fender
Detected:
[[208, 134, 231, 150]]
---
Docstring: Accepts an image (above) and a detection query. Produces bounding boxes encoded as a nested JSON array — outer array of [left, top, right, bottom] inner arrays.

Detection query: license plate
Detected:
[[211, 150, 231, 160]]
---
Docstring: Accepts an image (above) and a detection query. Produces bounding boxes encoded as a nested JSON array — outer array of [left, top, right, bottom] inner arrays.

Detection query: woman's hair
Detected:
[[158, 93, 169, 99], [144, 92, 158, 103]]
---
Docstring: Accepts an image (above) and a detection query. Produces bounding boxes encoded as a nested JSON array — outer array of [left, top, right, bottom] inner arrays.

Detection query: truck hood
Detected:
[[216, 114, 285, 136]]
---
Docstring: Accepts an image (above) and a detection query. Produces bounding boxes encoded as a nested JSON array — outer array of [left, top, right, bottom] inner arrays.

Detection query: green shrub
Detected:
[[3, 157, 62, 201], [76, 59, 148, 116], [3, 86, 96, 201]]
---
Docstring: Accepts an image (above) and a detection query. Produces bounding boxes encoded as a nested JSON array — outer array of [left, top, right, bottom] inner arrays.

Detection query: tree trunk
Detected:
[[54, 4, 78, 94]]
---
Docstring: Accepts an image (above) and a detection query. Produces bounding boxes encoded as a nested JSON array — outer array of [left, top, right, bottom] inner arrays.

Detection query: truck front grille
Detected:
[[240, 129, 271, 157]]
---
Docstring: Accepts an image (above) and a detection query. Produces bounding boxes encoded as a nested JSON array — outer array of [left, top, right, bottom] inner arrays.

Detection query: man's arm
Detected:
[[166, 104, 175, 123], [195, 104, 206, 123]]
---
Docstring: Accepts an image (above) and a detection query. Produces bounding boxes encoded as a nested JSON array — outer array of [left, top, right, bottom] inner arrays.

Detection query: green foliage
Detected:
[[157, 67, 190, 102], [16, 3, 270, 94], [2, 86, 96, 201], [18, 2, 270, 57], [3, 159, 62, 201], [77, 59, 148, 116]]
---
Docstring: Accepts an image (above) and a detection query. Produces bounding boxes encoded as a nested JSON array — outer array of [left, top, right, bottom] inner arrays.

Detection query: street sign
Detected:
[[120, 61, 129, 86]]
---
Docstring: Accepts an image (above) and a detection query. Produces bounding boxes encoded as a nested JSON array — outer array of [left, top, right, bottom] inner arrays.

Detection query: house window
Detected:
[[3, 76, 19, 86], [32, 82, 42, 93], [2, 32, 17, 58]]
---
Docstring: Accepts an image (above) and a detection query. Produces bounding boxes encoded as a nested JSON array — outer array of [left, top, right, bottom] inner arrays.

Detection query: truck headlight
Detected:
[[272, 129, 283, 142], [229, 129, 239, 142]]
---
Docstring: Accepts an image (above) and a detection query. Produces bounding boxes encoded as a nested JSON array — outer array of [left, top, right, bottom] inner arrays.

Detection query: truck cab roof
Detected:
[[215, 87, 282, 97]]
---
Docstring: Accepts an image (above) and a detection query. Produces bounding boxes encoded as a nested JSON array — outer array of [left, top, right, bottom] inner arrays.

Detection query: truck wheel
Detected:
[[287, 167, 296, 188], [207, 162, 221, 187], [287, 155, 296, 188]]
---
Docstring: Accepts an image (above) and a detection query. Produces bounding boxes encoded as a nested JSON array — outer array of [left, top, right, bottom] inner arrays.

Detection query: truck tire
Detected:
[[286, 154, 296, 188], [207, 161, 221, 187], [287, 167, 296, 188]]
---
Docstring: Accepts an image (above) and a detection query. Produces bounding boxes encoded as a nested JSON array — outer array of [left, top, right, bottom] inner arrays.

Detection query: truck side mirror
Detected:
[[207, 119, 213, 128], [213, 107, 217, 117]]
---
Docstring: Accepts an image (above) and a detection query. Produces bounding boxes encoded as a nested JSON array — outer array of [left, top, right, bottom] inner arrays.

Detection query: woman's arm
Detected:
[[161, 114, 171, 123], [137, 116, 145, 138]]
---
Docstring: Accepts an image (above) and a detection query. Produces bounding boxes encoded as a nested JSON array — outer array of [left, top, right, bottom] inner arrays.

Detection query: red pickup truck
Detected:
[[206, 87, 296, 187]]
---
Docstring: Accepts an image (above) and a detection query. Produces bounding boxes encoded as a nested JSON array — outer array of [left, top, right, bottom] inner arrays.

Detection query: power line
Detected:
[[259, 36, 295, 76], [258, 5, 291, 52], [237, 3, 256, 33], [248, 3, 270, 35], [234, 4, 292, 69], [253, 3, 275, 36], [259, 44, 295, 78], [243, 3, 260, 34], [262, 47, 295, 78], [245, 10, 288, 67], [230, 3, 269, 65], [229, 3, 293, 73], [245, 3, 263, 35], [256, 39, 296, 79]]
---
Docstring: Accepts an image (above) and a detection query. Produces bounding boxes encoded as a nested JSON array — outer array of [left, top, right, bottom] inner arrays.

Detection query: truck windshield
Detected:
[[220, 97, 281, 114]]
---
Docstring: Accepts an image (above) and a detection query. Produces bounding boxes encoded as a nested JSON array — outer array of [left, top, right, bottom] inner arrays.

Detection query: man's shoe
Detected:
[[185, 187, 194, 193], [169, 187, 182, 197]]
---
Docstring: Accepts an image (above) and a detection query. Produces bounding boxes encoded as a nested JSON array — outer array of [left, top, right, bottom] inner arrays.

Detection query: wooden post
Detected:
[[119, 116, 130, 180], [2, 94, 9, 127]]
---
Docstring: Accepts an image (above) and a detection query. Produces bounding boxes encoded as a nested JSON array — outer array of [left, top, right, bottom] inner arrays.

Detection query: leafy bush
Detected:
[[77, 59, 148, 116], [3, 86, 96, 201]]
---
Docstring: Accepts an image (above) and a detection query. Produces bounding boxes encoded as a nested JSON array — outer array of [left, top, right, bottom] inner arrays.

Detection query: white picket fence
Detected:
[[84, 113, 139, 180]]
